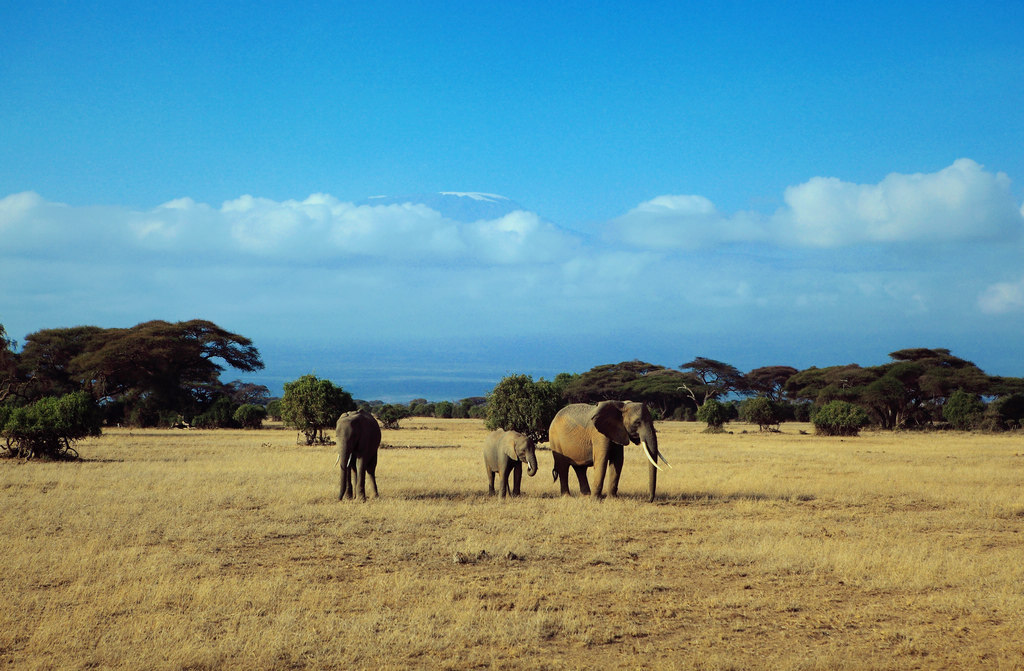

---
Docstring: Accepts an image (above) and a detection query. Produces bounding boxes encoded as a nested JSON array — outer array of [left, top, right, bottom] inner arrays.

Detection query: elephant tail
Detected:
[[334, 453, 340, 468]]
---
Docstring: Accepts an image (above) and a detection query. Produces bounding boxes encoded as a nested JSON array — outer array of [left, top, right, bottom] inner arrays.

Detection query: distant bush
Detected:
[[739, 397, 783, 431], [281, 375, 354, 444], [793, 401, 813, 423], [486, 374, 564, 443], [1, 391, 101, 460], [433, 401, 454, 419], [233, 403, 267, 429], [696, 399, 731, 431], [812, 400, 869, 437], [193, 397, 239, 429], [377, 404, 410, 430], [942, 390, 984, 430], [980, 393, 1024, 432]]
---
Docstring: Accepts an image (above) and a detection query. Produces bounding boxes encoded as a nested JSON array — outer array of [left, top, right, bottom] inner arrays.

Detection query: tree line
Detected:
[[3, 318, 1023, 458], [485, 350, 1024, 440]]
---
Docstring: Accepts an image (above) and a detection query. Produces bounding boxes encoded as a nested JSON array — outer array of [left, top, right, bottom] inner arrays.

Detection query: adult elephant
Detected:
[[548, 400, 668, 501], [335, 409, 381, 501]]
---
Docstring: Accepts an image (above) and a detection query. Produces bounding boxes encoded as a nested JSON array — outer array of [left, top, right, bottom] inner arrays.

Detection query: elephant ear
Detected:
[[591, 401, 630, 445]]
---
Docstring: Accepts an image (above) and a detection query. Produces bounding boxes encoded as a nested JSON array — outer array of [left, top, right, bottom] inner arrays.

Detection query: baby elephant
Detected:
[[483, 428, 538, 498]]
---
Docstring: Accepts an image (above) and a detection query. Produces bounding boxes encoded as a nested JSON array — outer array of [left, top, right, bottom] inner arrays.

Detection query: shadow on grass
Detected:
[[387, 489, 816, 505], [400, 490, 566, 502], [653, 490, 817, 505]]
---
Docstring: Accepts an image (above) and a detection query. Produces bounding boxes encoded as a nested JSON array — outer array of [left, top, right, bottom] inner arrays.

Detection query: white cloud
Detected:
[[775, 159, 1022, 247], [0, 191, 577, 265], [3, 163, 1023, 377], [609, 159, 1023, 250], [606, 195, 765, 249], [978, 278, 1024, 315]]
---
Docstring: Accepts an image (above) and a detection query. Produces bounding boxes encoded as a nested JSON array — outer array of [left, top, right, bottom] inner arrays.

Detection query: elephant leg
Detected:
[[499, 462, 511, 499], [606, 443, 624, 497], [355, 458, 367, 501], [487, 466, 496, 495], [365, 466, 378, 498], [592, 457, 608, 498], [512, 462, 523, 496], [552, 453, 572, 496], [339, 466, 349, 500], [573, 464, 591, 495]]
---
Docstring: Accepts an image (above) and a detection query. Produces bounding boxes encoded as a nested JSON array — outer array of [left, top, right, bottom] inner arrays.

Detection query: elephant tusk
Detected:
[[659, 453, 673, 468], [642, 441, 662, 471]]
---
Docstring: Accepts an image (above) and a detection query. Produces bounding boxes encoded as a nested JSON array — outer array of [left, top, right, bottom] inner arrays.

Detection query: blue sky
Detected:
[[2, 2, 1023, 401]]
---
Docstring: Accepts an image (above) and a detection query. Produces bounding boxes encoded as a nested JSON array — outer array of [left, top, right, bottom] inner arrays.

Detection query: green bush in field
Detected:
[[942, 390, 984, 430], [740, 396, 783, 431], [233, 403, 267, 429], [377, 404, 410, 430], [980, 393, 1024, 432], [1, 391, 101, 459], [486, 374, 564, 443], [281, 375, 355, 444], [696, 399, 731, 431], [812, 400, 869, 436]]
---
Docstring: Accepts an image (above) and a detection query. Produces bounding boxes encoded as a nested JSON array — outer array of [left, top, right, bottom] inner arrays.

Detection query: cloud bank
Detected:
[[609, 159, 1023, 249], [2, 158, 1023, 391], [0, 191, 576, 266]]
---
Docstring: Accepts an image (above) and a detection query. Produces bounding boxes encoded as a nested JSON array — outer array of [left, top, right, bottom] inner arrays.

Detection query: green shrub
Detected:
[[1, 391, 101, 459], [812, 400, 869, 436], [281, 375, 354, 444], [233, 403, 267, 429], [486, 374, 564, 443], [942, 390, 984, 430], [980, 393, 1024, 432], [377, 404, 409, 430], [739, 397, 783, 431], [193, 397, 239, 429], [696, 399, 730, 430]]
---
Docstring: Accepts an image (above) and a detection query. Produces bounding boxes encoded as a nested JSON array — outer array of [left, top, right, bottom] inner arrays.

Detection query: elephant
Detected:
[[335, 409, 382, 501], [483, 428, 539, 498], [548, 400, 669, 501]]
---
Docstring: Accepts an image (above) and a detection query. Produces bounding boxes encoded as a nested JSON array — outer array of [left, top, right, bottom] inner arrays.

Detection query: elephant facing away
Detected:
[[548, 401, 667, 501], [335, 409, 382, 501], [483, 428, 538, 498]]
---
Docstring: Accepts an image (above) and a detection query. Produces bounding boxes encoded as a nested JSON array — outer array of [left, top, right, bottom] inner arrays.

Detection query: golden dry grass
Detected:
[[2, 419, 1023, 670]]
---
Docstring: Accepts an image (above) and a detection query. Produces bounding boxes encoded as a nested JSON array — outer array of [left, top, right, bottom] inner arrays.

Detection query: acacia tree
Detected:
[[745, 366, 798, 401], [18, 320, 263, 425], [562, 361, 690, 418], [281, 375, 355, 444], [0, 324, 19, 403], [785, 349, 997, 430], [678, 357, 748, 408]]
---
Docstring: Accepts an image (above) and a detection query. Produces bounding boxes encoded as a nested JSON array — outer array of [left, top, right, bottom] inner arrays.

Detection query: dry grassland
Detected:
[[2, 419, 1023, 670]]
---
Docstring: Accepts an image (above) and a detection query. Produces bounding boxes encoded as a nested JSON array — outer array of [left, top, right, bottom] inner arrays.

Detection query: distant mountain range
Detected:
[[359, 192, 525, 223]]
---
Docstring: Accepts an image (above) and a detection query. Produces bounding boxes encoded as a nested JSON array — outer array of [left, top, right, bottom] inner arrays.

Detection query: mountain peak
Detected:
[[358, 192, 523, 223]]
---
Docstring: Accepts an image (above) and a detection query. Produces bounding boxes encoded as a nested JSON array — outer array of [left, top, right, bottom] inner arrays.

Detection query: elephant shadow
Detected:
[[654, 490, 817, 505], [402, 490, 565, 502]]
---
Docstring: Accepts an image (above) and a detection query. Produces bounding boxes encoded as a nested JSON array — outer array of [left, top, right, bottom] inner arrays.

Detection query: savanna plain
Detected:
[[2, 419, 1023, 670]]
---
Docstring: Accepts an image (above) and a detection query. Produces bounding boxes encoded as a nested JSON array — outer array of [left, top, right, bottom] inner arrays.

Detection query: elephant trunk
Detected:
[[525, 450, 538, 477], [640, 424, 659, 502]]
